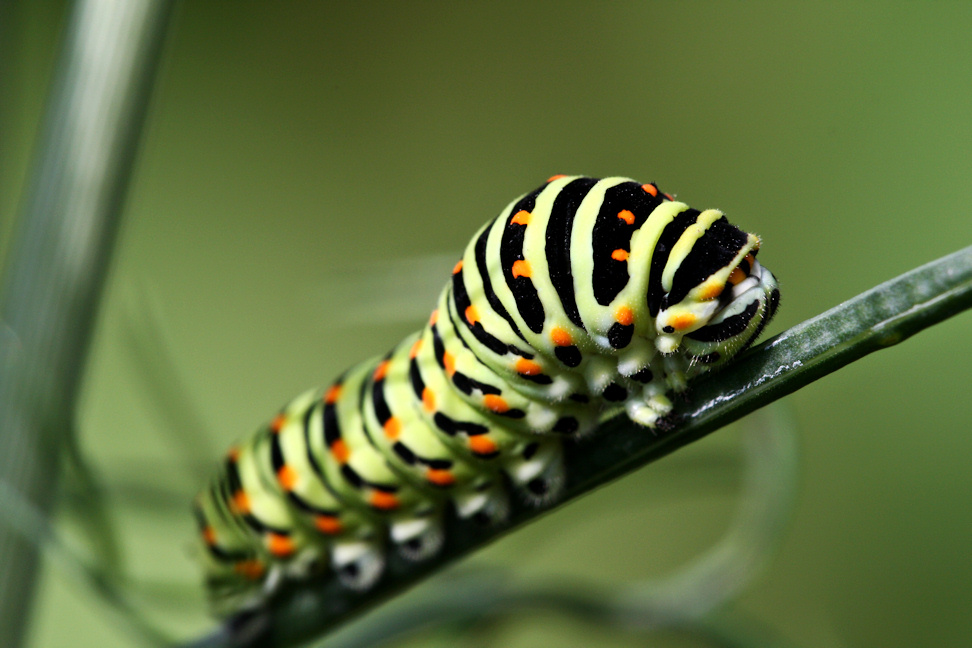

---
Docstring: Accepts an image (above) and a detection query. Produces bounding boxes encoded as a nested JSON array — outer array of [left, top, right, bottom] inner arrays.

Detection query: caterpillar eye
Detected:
[[196, 175, 778, 618]]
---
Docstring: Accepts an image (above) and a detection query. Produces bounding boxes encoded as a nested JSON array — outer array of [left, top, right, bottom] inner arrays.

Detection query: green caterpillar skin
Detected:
[[194, 175, 780, 615]]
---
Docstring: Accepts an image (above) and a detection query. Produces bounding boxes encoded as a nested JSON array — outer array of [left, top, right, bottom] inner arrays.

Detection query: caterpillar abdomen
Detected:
[[194, 175, 780, 616]]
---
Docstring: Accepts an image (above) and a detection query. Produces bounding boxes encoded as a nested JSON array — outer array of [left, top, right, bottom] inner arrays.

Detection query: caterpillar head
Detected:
[[654, 210, 779, 369]]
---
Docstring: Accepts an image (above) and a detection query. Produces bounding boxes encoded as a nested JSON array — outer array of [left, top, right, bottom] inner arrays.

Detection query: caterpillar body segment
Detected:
[[195, 175, 780, 615]]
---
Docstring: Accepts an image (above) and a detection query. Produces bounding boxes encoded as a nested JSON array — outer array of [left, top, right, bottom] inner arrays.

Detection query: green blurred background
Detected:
[[4, 2, 972, 646]]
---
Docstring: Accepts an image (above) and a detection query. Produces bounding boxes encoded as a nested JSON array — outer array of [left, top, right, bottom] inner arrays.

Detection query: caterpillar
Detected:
[[194, 175, 780, 616]]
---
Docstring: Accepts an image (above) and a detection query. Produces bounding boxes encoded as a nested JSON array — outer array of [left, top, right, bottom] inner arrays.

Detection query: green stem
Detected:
[[183, 245, 972, 648], [315, 403, 800, 648], [320, 573, 804, 648], [0, 1, 173, 645]]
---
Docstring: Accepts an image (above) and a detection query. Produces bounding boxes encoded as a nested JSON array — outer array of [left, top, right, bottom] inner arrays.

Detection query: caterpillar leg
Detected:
[[453, 480, 510, 525], [332, 540, 386, 590], [505, 439, 565, 506], [625, 391, 674, 428], [278, 546, 329, 581], [391, 514, 445, 561]]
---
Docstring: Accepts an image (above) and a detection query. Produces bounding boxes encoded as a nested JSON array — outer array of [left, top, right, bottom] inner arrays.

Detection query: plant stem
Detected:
[[183, 245, 972, 648], [0, 1, 173, 645]]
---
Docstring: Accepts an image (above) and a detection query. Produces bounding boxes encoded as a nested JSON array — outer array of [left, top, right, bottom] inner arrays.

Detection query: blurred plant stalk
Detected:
[[0, 1, 173, 646]]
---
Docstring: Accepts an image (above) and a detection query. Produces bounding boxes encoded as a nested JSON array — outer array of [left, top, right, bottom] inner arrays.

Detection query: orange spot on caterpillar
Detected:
[[550, 326, 573, 346], [511, 259, 532, 278], [547, 174, 567, 182], [227, 446, 240, 462], [745, 253, 756, 266], [727, 267, 746, 286], [611, 249, 629, 262], [314, 515, 343, 535], [616, 305, 634, 326], [369, 491, 400, 510], [234, 560, 266, 580], [324, 384, 343, 404], [510, 210, 531, 225], [267, 533, 296, 558], [452, 260, 463, 274], [330, 439, 350, 463], [464, 305, 480, 325], [422, 387, 436, 412], [270, 414, 287, 433], [409, 339, 422, 359], [429, 309, 439, 325], [670, 313, 697, 331], [383, 417, 401, 440], [699, 282, 724, 300], [483, 394, 509, 413], [443, 351, 456, 376], [426, 468, 456, 486], [468, 435, 498, 455], [373, 360, 390, 381], [641, 183, 658, 197], [202, 525, 216, 546], [277, 464, 297, 491], [515, 358, 543, 375], [663, 192, 674, 201], [617, 209, 635, 225], [232, 490, 250, 515]]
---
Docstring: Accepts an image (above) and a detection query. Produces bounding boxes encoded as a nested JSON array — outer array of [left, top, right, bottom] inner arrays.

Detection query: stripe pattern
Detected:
[[194, 175, 780, 616]]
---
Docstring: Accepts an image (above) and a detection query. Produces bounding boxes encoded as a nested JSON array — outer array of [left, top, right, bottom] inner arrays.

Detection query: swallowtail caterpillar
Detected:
[[194, 175, 780, 615]]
